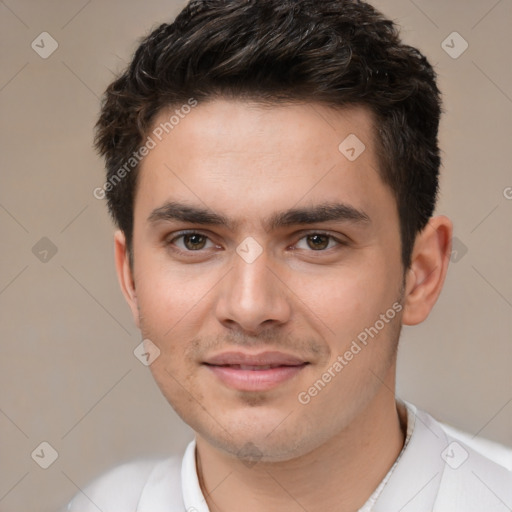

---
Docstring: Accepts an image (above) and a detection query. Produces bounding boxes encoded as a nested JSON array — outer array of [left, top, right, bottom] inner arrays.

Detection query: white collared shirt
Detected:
[[67, 403, 512, 511]]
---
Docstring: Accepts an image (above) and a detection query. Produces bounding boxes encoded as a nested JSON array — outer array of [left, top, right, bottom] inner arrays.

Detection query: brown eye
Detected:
[[183, 233, 208, 250], [306, 234, 330, 250]]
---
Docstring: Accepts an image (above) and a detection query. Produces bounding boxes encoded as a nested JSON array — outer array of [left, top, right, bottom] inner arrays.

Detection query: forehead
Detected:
[[145, 99, 378, 166], [135, 99, 393, 226]]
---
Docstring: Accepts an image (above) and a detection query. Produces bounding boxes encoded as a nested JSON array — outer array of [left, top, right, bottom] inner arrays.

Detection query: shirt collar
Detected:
[[371, 401, 447, 511], [181, 439, 210, 512], [358, 400, 416, 511]]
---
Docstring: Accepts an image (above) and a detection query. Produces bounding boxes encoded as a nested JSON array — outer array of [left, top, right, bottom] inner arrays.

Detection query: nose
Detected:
[[214, 248, 292, 336]]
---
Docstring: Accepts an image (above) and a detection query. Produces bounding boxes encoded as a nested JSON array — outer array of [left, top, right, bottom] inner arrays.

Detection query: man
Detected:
[[69, 0, 512, 510]]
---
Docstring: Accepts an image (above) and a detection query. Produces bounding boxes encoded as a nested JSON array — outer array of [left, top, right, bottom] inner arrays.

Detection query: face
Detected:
[[120, 99, 407, 462]]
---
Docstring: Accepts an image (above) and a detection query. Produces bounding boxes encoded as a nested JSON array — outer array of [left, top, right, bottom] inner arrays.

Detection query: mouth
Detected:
[[212, 364, 297, 370], [203, 351, 309, 391]]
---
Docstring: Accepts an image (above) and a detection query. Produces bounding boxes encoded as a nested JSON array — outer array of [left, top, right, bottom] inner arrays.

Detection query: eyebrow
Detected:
[[147, 201, 371, 231], [267, 202, 370, 230]]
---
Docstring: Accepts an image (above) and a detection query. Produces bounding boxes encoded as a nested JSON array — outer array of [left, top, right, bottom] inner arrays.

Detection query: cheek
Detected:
[[135, 262, 217, 337], [134, 262, 220, 377], [293, 263, 398, 342]]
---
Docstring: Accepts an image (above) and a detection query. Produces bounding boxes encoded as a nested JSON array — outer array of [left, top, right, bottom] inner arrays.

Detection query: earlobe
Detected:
[[401, 216, 453, 326], [113, 230, 140, 329]]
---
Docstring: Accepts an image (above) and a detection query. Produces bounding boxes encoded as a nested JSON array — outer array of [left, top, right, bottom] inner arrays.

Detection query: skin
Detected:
[[114, 99, 452, 511]]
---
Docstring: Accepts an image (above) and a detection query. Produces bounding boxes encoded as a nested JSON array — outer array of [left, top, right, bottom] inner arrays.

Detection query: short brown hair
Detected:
[[95, 0, 442, 270]]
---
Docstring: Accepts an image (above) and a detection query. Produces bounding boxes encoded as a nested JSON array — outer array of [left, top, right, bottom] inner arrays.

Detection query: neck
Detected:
[[195, 388, 406, 512]]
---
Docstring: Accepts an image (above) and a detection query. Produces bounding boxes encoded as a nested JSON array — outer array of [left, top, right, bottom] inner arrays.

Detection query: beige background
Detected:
[[0, 1, 511, 511]]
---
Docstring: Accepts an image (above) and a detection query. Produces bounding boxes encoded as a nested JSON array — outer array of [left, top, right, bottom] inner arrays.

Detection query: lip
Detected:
[[204, 351, 307, 366], [203, 351, 309, 391]]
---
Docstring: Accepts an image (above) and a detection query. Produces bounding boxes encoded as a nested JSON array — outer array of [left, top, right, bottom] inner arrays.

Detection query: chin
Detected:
[[192, 407, 326, 463], [213, 430, 325, 464]]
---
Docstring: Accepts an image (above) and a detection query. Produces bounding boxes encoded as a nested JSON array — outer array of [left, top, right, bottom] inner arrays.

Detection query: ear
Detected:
[[402, 215, 453, 326], [114, 230, 140, 329]]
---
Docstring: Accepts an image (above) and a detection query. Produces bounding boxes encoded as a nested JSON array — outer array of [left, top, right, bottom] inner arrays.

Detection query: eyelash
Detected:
[[165, 230, 348, 254]]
